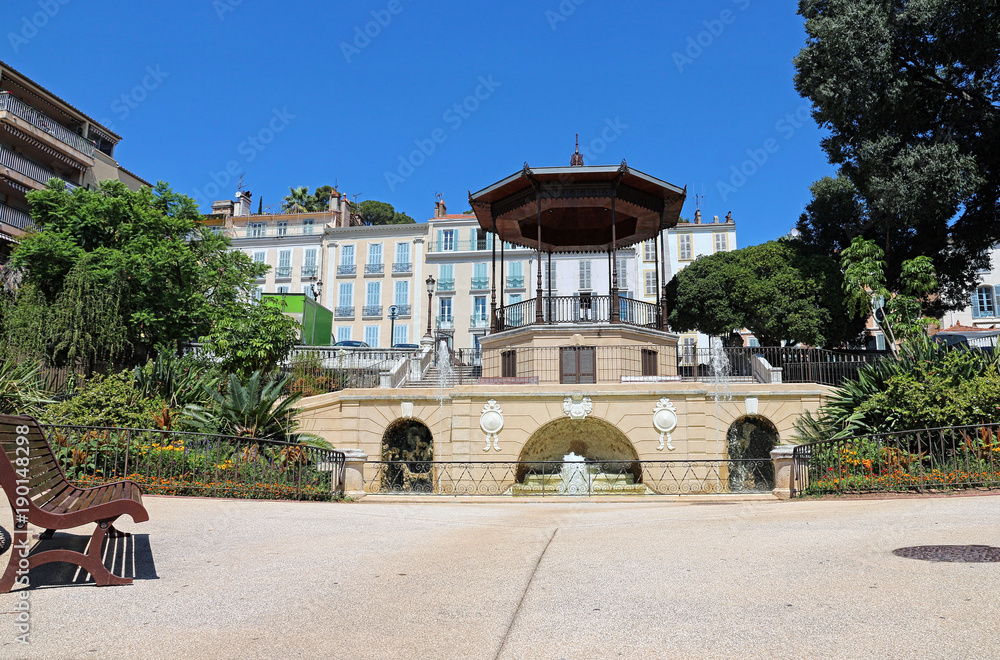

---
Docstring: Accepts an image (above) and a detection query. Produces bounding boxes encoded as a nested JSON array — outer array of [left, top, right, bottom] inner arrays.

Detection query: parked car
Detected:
[[334, 340, 370, 348], [393, 343, 421, 350]]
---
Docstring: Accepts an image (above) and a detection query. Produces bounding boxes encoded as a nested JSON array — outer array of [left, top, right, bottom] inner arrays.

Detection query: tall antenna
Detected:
[[695, 193, 706, 211], [236, 173, 247, 195]]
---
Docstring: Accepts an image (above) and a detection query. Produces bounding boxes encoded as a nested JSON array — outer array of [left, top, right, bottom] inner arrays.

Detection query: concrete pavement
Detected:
[[1, 494, 999, 659]]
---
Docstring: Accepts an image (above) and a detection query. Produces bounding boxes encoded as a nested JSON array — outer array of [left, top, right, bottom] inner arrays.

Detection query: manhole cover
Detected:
[[893, 545, 1000, 563]]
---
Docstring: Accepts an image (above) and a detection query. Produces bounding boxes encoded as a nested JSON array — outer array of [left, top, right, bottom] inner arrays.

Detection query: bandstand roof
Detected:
[[469, 163, 686, 253]]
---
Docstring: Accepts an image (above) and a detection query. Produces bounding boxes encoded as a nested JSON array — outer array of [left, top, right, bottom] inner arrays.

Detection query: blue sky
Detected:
[[2, 0, 834, 247]]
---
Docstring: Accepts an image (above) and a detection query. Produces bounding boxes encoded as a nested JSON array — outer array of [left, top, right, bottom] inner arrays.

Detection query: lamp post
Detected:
[[388, 305, 399, 347], [425, 275, 436, 339]]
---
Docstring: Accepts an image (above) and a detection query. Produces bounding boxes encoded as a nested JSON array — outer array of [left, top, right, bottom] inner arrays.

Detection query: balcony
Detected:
[[0, 92, 96, 159], [470, 314, 489, 328], [335, 306, 355, 319], [390, 304, 412, 317], [436, 316, 455, 331], [337, 264, 356, 276], [228, 224, 322, 240], [392, 262, 412, 274], [506, 276, 525, 289], [497, 295, 664, 332], [363, 305, 383, 318], [437, 279, 455, 292], [470, 277, 490, 291], [365, 263, 384, 276], [0, 202, 35, 232], [430, 239, 493, 253], [0, 143, 77, 190], [301, 266, 318, 278], [275, 266, 292, 279]]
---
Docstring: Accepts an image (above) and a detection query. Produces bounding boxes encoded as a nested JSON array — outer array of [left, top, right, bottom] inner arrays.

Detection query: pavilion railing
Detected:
[[363, 459, 773, 496], [496, 295, 660, 331]]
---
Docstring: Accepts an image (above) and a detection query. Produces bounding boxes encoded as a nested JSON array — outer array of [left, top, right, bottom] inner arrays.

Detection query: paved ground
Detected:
[[1, 494, 1000, 659]]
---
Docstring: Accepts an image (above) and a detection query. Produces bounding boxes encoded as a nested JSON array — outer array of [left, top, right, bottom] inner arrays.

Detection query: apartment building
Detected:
[[944, 243, 1000, 332], [0, 61, 148, 250], [327, 221, 428, 348]]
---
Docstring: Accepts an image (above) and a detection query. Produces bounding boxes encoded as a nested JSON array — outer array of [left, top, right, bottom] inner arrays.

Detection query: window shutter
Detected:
[[560, 348, 578, 384], [973, 292, 983, 319], [579, 347, 596, 384]]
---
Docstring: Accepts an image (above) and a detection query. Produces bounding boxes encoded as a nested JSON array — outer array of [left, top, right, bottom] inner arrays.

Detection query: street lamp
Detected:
[[388, 304, 399, 347], [425, 275, 436, 339]]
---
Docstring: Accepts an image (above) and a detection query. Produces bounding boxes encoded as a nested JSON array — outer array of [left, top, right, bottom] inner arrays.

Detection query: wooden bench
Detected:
[[0, 414, 149, 592]]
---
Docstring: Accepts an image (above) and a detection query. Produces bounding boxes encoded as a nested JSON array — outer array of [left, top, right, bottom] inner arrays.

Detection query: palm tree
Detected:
[[281, 186, 312, 214], [184, 371, 302, 441]]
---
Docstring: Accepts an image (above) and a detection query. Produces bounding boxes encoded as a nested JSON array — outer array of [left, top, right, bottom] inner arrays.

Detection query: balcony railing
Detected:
[[436, 316, 455, 330], [0, 202, 35, 232], [228, 224, 322, 239], [365, 263, 384, 275], [470, 314, 489, 328], [301, 266, 318, 278], [0, 92, 96, 157], [497, 295, 661, 331], [391, 304, 412, 317], [430, 239, 493, 252], [363, 305, 383, 317], [275, 266, 292, 278], [335, 306, 355, 318], [506, 276, 525, 289], [392, 262, 412, 274], [0, 143, 76, 189], [437, 279, 455, 292], [470, 277, 490, 290], [338, 264, 356, 276]]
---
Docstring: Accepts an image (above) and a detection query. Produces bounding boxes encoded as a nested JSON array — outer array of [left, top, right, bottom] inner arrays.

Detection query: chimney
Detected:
[[211, 199, 234, 217], [328, 190, 340, 212], [435, 198, 447, 219], [713, 215, 720, 224], [235, 190, 252, 217], [694, 209, 702, 224]]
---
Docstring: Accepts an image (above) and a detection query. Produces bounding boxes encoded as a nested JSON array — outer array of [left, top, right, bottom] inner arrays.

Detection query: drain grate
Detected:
[[893, 545, 1000, 563]]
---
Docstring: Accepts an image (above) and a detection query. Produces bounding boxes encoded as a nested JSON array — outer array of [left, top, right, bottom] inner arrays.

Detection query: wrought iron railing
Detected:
[[393, 262, 412, 274], [0, 143, 76, 189], [430, 239, 493, 252], [470, 277, 490, 290], [363, 305, 383, 317], [41, 425, 345, 501], [282, 352, 401, 395], [392, 304, 412, 317], [337, 264, 356, 276], [791, 422, 1000, 497], [365, 263, 384, 275], [496, 295, 660, 330], [363, 460, 773, 496], [0, 91, 96, 156], [0, 202, 34, 231], [437, 279, 455, 292], [679, 347, 886, 387], [506, 276, 525, 289], [335, 306, 355, 318]]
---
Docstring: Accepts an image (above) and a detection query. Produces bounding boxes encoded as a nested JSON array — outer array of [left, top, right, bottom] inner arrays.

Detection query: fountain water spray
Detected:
[[708, 337, 733, 458], [557, 453, 589, 495]]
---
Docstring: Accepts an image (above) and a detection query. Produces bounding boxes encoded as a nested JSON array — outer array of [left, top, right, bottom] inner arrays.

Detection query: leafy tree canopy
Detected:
[[8, 180, 265, 365], [355, 199, 415, 225], [667, 240, 863, 347], [794, 0, 1000, 312], [201, 298, 300, 378]]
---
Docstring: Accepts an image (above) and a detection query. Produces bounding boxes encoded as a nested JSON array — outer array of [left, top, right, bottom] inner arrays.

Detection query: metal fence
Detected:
[[791, 422, 1000, 497], [364, 459, 773, 496], [445, 346, 887, 387], [42, 425, 346, 501], [497, 295, 660, 331]]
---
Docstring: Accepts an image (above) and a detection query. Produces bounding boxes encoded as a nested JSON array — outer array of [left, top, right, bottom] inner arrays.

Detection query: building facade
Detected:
[[0, 61, 148, 249], [946, 244, 1000, 330]]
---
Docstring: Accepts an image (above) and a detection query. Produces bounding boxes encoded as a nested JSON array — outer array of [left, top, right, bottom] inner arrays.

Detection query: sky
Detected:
[[1, 0, 836, 248]]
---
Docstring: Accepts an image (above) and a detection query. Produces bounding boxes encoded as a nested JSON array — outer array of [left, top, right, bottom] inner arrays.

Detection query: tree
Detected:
[[7, 180, 265, 365], [667, 240, 863, 347], [841, 236, 938, 355], [356, 200, 415, 225], [200, 297, 300, 378], [794, 0, 1000, 312], [280, 185, 338, 213]]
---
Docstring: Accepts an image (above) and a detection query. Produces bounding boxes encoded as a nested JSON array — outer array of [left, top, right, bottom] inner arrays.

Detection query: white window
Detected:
[[253, 285, 264, 301], [643, 239, 656, 262], [252, 251, 266, 265], [616, 258, 628, 290], [508, 261, 523, 287], [366, 281, 381, 307], [473, 296, 487, 324], [303, 249, 318, 277], [302, 218, 315, 235], [394, 280, 409, 306], [439, 264, 454, 290], [276, 221, 288, 236], [364, 326, 380, 347], [439, 229, 455, 251], [681, 336, 697, 366], [368, 243, 383, 265], [248, 222, 265, 238], [544, 260, 557, 291], [679, 235, 693, 261], [276, 285, 290, 294], [395, 242, 410, 265], [509, 293, 523, 305], [277, 250, 291, 278], [302, 284, 315, 300], [973, 286, 997, 318], [439, 298, 453, 321], [341, 245, 355, 266], [747, 336, 760, 348], [645, 271, 658, 296], [393, 324, 409, 346], [338, 282, 353, 308], [336, 326, 351, 342], [579, 261, 592, 290], [714, 233, 729, 253], [473, 262, 488, 289], [875, 333, 886, 351]]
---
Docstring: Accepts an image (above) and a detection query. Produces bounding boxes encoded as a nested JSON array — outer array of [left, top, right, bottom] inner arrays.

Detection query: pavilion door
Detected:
[[560, 347, 596, 384]]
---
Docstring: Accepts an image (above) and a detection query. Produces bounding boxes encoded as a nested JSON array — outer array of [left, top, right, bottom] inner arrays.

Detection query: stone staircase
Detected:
[[404, 364, 480, 388]]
